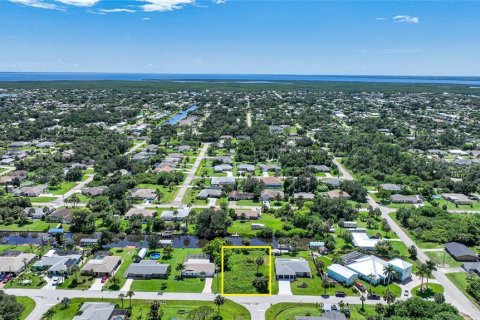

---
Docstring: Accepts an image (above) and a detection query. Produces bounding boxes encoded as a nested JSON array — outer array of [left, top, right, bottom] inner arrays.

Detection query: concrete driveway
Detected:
[[278, 280, 292, 295], [120, 279, 133, 292], [89, 278, 105, 291], [202, 278, 213, 293]]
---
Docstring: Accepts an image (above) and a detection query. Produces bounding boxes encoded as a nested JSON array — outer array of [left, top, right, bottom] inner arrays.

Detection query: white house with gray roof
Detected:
[[275, 258, 311, 280]]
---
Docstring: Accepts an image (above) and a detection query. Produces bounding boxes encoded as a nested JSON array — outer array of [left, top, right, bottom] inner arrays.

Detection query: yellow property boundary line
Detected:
[[221, 245, 273, 296]]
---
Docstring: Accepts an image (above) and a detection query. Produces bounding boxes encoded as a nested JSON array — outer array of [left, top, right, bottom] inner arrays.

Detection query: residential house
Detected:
[[82, 186, 108, 197], [349, 229, 379, 250], [259, 164, 281, 172], [251, 223, 265, 230], [441, 193, 473, 205], [197, 188, 222, 199], [327, 190, 351, 199], [390, 194, 422, 204], [125, 261, 170, 279], [13, 185, 47, 197], [380, 184, 402, 192], [258, 176, 282, 189], [234, 209, 260, 221], [237, 164, 255, 172], [0, 251, 36, 275], [214, 164, 233, 172], [445, 242, 479, 262], [228, 191, 254, 201], [346, 255, 387, 285], [327, 264, 359, 286], [73, 302, 128, 320], [125, 208, 156, 220], [308, 165, 330, 173], [81, 255, 122, 277], [275, 258, 312, 280], [261, 189, 284, 201], [181, 254, 215, 278], [160, 208, 190, 221], [293, 192, 315, 200], [130, 188, 157, 202], [388, 258, 413, 281], [211, 177, 235, 188], [33, 250, 82, 276], [295, 311, 346, 320], [324, 178, 343, 188], [23, 206, 54, 220], [49, 208, 73, 224]]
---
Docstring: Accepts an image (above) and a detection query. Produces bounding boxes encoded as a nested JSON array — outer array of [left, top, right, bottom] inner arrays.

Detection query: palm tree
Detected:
[[360, 295, 366, 311], [425, 260, 437, 289], [126, 290, 135, 309], [383, 264, 396, 286], [214, 295, 225, 315], [415, 263, 428, 291], [118, 293, 125, 308], [383, 289, 396, 305], [321, 274, 329, 295], [375, 303, 385, 316], [255, 256, 264, 274]]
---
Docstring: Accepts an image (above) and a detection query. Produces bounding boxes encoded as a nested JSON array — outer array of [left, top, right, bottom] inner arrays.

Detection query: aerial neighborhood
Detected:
[[0, 82, 479, 320]]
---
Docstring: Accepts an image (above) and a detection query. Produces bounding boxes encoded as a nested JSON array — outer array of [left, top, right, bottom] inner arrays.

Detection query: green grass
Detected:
[[49, 181, 78, 195], [85, 168, 95, 174], [130, 248, 206, 293], [445, 272, 480, 307], [182, 187, 210, 205], [426, 198, 480, 211], [5, 270, 46, 289], [228, 214, 283, 237], [388, 213, 443, 249], [0, 220, 51, 231], [46, 298, 250, 320], [412, 283, 444, 298], [104, 247, 136, 291], [136, 184, 177, 203], [16, 296, 35, 320], [266, 303, 375, 320], [222, 248, 271, 294], [57, 274, 95, 290], [425, 250, 463, 268], [236, 199, 262, 206], [30, 196, 57, 203]]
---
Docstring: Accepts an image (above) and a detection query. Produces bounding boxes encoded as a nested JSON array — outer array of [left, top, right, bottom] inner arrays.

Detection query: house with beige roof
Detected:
[[81, 255, 122, 277]]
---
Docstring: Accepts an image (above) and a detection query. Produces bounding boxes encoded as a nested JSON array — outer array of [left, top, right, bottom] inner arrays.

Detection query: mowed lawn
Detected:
[[0, 220, 51, 231], [49, 181, 78, 195], [266, 303, 375, 320], [228, 214, 283, 236], [223, 248, 271, 294], [104, 247, 136, 290], [425, 250, 463, 268], [46, 298, 251, 320], [16, 296, 35, 320], [130, 248, 206, 293]]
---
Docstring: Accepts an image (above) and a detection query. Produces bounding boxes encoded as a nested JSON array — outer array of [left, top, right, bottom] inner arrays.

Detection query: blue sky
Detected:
[[1, 0, 479, 75]]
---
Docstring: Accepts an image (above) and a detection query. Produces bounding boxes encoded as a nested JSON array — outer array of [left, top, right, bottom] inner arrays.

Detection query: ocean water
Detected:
[[0, 72, 479, 85]]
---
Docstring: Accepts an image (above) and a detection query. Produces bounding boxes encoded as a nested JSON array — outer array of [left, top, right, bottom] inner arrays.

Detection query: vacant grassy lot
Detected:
[[425, 250, 462, 268], [228, 214, 283, 236], [130, 248, 206, 293], [0, 220, 51, 232], [30, 196, 57, 203], [223, 248, 271, 295], [266, 303, 375, 320], [46, 298, 250, 320], [16, 296, 35, 320], [49, 181, 77, 195]]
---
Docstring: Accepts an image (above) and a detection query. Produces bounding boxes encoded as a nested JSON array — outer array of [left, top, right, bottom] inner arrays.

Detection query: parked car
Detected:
[[335, 292, 346, 297], [101, 275, 109, 283], [367, 293, 381, 300], [404, 289, 409, 296], [2, 274, 12, 283], [331, 305, 338, 311], [0, 274, 5, 281], [343, 309, 351, 318], [355, 282, 366, 292], [52, 276, 61, 285]]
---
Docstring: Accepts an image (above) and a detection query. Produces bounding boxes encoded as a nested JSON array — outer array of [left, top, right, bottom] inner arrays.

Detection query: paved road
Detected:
[[0, 166, 15, 176], [172, 143, 210, 204], [5, 288, 388, 320], [334, 158, 480, 318], [38, 174, 94, 207]]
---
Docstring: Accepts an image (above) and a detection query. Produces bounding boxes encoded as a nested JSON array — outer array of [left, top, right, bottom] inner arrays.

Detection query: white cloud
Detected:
[[375, 17, 386, 21], [55, 0, 99, 6], [380, 48, 420, 54], [393, 15, 419, 24], [140, 0, 195, 12], [213, 0, 226, 4], [141, 17, 151, 20], [9, 0, 59, 10], [99, 8, 136, 13]]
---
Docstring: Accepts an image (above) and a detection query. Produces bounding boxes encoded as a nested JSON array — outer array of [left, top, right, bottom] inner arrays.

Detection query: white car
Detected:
[[404, 290, 409, 296], [52, 277, 61, 285]]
